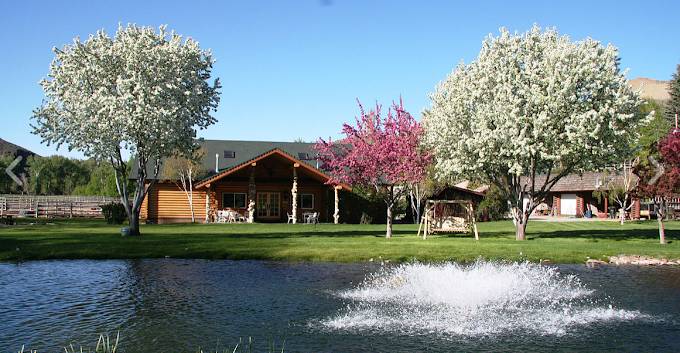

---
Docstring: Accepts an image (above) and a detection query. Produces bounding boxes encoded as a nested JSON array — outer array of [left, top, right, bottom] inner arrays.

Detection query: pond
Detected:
[[1, 259, 679, 352]]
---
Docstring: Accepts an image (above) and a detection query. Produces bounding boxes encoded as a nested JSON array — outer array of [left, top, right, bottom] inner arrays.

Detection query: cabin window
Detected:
[[223, 192, 247, 208], [298, 152, 310, 160], [299, 193, 314, 209], [223, 150, 236, 158]]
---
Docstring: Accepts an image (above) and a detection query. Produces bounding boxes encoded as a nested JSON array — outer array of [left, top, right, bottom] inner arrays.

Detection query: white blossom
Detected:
[[423, 25, 646, 239], [32, 24, 221, 234]]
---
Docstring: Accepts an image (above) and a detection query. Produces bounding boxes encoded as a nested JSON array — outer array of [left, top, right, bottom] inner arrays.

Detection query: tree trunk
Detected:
[[112, 164, 135, 235], [188, 174, 195, 223], [515, 223, 526, 241], [619, 208, 625, 225], [658, 216, 666, 245], [112, 154, 158, 237], [128, 207, 141, 236], [513, 208, 529, 241], [189, 191, 195, 223], [386, 204, 393, 239], [385, 185, 395, 239]]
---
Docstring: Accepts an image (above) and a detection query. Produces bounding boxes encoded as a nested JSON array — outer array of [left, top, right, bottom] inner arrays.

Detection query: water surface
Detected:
[[0, 259, 679, 352]]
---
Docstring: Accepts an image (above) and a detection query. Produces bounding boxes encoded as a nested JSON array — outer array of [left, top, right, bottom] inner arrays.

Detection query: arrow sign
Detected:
[[5, 156, 23, 186]]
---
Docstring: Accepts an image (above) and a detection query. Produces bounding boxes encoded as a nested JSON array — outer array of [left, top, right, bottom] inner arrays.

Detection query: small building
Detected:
[[138, 140, 350, 223], [528, 172, 640, 218]]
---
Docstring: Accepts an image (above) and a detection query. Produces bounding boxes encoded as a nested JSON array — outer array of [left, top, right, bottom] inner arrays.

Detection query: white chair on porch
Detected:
[[216, 210, 228, 223], [287, 212, 296, 224], [235, 211, 247, 223], [305, 212, 319, 224]]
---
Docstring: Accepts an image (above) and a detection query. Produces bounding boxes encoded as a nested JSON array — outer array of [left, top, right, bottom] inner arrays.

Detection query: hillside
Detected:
[[0, 138, 38, 182], [0, 137, 37, 159], [629, 77, 670, 101]]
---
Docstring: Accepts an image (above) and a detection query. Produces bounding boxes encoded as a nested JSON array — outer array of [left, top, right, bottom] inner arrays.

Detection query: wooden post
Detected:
[[291, 164, 298, 224], [333, 185, 340, 224], [424, 209, 429, 239], [205, 188, 210, 223], [248, 163, 257, 223], [422, 204, 429, 240], [69, 202, 73, 219], [604, 197, 609, 218], [469, 202, 479, 240]]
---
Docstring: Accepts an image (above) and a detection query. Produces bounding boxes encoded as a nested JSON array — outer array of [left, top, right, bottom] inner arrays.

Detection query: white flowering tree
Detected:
[[423, 26, 644, 240], [32, 24, 221, 235]]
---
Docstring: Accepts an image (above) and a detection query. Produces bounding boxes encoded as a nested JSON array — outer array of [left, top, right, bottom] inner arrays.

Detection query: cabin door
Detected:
[[257, 192, 280, 219]]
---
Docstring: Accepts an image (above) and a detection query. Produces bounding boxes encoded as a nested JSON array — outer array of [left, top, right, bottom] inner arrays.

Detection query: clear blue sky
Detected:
[[1, 0, 679, 158]]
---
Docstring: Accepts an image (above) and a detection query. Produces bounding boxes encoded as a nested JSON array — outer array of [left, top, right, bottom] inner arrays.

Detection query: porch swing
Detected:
[[417, 199, 479, 240]]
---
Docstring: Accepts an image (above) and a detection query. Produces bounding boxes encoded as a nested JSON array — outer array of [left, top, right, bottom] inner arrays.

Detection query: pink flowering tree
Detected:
[[636, 128, 680, 244], [315, 99, 431, 238]]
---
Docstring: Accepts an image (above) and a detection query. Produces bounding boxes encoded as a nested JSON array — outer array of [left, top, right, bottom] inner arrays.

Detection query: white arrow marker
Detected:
[[5, 156, 23, 186], [648, 155, 665, 185]]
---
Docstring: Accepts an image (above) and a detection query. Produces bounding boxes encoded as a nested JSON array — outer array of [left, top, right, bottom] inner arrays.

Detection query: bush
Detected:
[[476, 185, 509, 221], [100, 202, 127, 224]]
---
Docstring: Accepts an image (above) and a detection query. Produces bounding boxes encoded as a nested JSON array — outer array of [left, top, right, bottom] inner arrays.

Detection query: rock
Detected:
[[608, 255, 680, 266], [586, 259, 607, 267]]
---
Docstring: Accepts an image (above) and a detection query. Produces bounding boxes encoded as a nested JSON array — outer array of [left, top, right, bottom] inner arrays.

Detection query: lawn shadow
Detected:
[[525, 228, 677, 241], [186, 229, 415, 239]]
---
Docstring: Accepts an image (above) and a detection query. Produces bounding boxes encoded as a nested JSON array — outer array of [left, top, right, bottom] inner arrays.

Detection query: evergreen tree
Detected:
[[667, 64, 680, 123]]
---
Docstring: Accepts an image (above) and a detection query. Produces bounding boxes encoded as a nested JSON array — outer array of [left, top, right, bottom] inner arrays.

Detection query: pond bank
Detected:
[[587, 255, 680, 266]]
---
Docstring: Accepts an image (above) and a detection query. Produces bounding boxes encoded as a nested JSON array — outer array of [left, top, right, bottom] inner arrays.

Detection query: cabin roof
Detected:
[[194, 147, 350, 190], [521, 171, 638, 192], [131, 139, 319, 180]]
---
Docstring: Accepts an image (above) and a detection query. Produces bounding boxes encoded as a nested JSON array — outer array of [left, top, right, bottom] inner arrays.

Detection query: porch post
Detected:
[[205, 186, 210, 223], [291, 163, 299, 224], [205, 184, 217, 223], [604, 197, 608, 217], [333, 185, 340, 224], [248, 163, 256, 223]]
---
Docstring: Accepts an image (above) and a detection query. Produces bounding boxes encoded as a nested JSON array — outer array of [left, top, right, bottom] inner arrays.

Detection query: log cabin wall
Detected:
[[142, 182, 207, 224], [143, 179, 329, 223]]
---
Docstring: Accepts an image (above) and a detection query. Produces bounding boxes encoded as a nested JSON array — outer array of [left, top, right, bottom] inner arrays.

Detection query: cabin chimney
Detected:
[[215, 153, 219, 173]]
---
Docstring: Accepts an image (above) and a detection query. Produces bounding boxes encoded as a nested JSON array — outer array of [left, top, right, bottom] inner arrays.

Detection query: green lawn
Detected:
[[0, 219, 678, 263]]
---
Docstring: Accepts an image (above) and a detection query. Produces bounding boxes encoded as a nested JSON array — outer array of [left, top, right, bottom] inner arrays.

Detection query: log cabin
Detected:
[[137, 140, 350, 224]]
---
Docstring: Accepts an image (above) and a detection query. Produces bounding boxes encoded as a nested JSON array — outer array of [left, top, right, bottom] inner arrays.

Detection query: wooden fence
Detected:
[[0, 195, 121, 218]]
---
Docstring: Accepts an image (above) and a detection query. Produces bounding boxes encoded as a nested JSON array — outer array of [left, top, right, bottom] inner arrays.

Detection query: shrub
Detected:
[[476, 185, 509, 221], [100, 202, 127, 224]]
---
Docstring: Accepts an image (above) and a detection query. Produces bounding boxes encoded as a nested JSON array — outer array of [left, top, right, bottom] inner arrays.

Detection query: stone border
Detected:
[[586, 255, 680, 266]]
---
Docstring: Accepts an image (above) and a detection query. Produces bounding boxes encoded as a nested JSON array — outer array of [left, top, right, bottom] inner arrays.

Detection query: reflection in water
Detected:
[[0, 259, 679, 352]]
